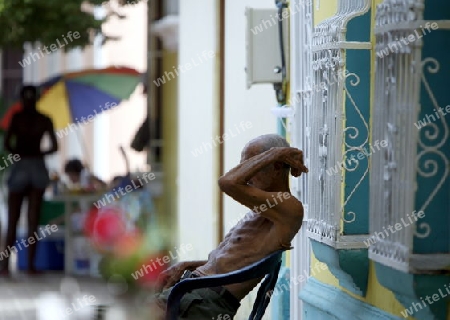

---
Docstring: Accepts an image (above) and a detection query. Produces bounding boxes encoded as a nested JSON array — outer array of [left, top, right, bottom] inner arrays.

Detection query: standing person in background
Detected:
[[0, 85, 58, 275]]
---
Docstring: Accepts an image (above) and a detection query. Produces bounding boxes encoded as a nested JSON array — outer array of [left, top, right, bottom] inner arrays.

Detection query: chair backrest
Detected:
[[248, 254, 283, 320], [166, 250, 285, 320]]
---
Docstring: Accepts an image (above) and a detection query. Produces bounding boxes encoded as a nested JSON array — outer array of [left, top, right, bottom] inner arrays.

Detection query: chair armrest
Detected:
[[171, 250, 283, 293], [166, 250, 285, 320]]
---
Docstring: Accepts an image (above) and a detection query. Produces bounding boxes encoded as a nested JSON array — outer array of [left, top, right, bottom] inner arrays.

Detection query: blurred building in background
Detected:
[[1, 0, 450, 319], [0, 49, 24, 106], [20, 3, 148, 184]]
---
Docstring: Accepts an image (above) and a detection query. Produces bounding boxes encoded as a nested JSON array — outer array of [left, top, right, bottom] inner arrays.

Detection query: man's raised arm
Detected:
[[218, 147, 307, 223]]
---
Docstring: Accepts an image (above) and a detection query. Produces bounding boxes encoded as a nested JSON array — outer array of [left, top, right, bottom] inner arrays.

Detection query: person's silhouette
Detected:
[[1, 85, 58, 275]]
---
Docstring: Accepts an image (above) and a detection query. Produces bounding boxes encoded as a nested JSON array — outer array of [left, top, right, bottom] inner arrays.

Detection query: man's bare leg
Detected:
[[0, 191, 26, 275], [27, 188, 45, 274]]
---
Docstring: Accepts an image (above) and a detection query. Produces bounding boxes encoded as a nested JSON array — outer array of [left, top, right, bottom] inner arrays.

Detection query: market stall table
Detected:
[[50, 192, 103, 275]]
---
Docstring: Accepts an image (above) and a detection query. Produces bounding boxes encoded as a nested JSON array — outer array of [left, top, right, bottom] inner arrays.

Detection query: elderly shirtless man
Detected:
[[156, 134, 308, 319]]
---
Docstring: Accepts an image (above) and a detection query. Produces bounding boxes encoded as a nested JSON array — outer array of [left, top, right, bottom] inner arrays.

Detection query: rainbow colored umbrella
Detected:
[[1, 66, 142, 130]]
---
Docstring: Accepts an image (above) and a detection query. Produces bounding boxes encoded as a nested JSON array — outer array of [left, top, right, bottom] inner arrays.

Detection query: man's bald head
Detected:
[[243, 134, 290, 154], [241, 134, 291, 189]]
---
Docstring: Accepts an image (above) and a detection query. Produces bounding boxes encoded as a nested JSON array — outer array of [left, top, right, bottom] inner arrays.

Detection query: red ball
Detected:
[[113, 230, 143, 258], [85, 206, 127, 249]]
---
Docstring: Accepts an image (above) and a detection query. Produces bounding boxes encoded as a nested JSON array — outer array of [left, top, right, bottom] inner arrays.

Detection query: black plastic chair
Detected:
[[165, 250, 285, 320]]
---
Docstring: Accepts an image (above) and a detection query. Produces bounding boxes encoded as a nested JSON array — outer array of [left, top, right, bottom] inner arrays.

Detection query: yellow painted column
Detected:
[[160, 51, 179, 240]]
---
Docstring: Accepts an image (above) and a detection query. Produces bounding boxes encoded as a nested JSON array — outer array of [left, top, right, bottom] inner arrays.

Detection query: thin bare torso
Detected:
[[195, 208, 302, 300]]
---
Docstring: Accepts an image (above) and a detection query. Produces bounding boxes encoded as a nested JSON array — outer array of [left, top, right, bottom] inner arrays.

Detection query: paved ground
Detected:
[[0, 273, 265, 320], [0, 245, 263, 320], [0, 272, 157, 320]]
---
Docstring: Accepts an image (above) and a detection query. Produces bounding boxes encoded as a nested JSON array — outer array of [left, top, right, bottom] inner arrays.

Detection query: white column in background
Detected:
[[45, 50, 62, 173], [65, 48, 84, 160], [177, 0, 219, 259], [92, 6, 109, 181], [290, 0, 313, 319], [22, 43, 35, 83]]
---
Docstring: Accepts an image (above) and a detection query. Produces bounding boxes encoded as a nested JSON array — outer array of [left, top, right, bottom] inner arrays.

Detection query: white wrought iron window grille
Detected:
[[305, 0, 372, 249], [370, 0, 450, 273]]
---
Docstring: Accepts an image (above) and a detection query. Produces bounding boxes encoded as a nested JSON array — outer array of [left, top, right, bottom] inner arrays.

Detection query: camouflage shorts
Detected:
[[155, 286, 240, 320]]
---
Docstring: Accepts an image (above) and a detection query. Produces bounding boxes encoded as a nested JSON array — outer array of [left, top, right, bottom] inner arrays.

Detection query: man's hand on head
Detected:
[[217, 143, 307, 224], [270, 147, 309, 177]]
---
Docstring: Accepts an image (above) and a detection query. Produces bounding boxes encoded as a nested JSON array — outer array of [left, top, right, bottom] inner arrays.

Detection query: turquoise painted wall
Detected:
[[414, 1, 450, 254], [301, 278, 404, 320], [343, 9, 372, 235], [300, 1, 450, 320]]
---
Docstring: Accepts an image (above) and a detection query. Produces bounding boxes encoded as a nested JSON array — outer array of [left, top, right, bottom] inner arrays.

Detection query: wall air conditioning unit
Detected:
[[245, 8, 290, 89]]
